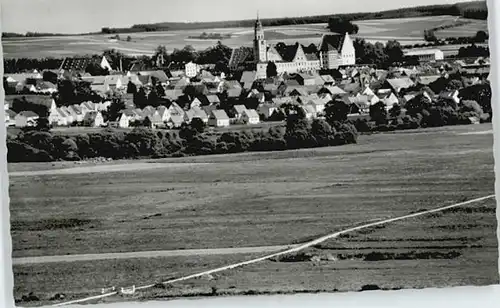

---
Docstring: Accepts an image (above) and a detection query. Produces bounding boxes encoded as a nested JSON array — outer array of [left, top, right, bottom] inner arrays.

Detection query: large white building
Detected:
[[318, 33, 356, 69], [229, 16, 356, 78], [253, 16, 321, 79], [404, 49, 444, 62]]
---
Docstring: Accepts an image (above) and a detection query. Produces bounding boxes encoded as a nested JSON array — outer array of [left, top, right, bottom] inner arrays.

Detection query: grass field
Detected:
[[2, 16, 488, 58], [9, 123, 497, 305]]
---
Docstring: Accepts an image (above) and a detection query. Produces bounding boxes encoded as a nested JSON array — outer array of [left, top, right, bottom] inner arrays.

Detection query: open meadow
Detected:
[[2, 16, 488, 58], [8, 123, 498, 305]]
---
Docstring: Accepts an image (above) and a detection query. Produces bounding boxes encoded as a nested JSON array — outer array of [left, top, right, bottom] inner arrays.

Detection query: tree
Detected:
[[327, 17, 359, 34], [85, 62, 109, 76], [43, 71, 58, 84], [266, 61, 278, 78], [134, 87, 148, 109], [325, 100, 350, 124], [190, 118, 206, 134], [104, 99, 126, 122], [127, 81, 137, 94], [475, 30, 488, 43], [445, 79, 463, 91], [384, 40, 404, 65], [311, 119, 335, 147], [369, 101, 388, 125], [35, 117, 51, 132], [127, 36, 132, 42], [389, 103, 402, 118]]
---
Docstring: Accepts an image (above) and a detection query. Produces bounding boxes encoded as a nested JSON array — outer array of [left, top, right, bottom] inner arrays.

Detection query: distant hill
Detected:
[[3, 1, 487, 37], [101, 1, 487, 34]]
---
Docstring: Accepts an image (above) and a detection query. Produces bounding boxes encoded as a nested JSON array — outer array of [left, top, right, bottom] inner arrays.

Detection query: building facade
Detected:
[[318, 33, 356, 69], [230, 16, 355, 78]]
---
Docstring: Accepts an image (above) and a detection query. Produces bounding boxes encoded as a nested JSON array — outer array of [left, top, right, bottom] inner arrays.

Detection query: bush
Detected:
[[360, 285, 381, 291]]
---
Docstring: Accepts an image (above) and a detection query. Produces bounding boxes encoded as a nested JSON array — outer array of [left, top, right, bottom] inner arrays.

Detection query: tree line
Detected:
[[7, 106, 358, 163]]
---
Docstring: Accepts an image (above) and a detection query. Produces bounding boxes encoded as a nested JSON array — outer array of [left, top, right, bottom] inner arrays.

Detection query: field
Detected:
[[8, 123, 498, 306], [2, 16, 488, 58]]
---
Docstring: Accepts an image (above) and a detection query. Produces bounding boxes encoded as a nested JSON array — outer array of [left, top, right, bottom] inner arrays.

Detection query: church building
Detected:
[[229, 15, 356, 79]]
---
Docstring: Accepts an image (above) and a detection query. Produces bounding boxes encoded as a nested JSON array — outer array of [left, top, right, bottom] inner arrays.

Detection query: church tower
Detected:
[[253, 12, 267, 63]]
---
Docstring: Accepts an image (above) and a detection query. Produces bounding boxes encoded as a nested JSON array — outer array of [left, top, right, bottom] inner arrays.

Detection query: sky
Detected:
[[1, 0, 484, 34]]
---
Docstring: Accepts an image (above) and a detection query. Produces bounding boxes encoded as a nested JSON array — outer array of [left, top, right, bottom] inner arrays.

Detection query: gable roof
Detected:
[[233, 105, 247, 114], [18, 111, 39, 118], [206, 94, 220, 105], [6, 109, 18, 118], [210, 109, 230, 120], [386, 78, 415, 91], [319, 34, 345, 52], [243, 109, 259, 119], [320, 75, 335, 83], [6, 95, 55, 109], [418, 75, 441, 85], [321, 86, 346, 96]]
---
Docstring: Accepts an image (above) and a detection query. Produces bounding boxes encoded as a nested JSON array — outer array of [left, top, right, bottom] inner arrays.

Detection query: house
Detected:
[[190, 97, 203, 109], [417, 75, 441, 86], [319, 85, 346, 97], [247, 89, 266, 104], [117, 113, 130, 128], [167, 114, 184, 128], [318, 33, 356, 70], [157, 106, 171, 122], [362, 86, 376, 97], [385, 78, 415, 94], [302, 105, 317, 120], [241, 109, 260, 124], [240, 71, 257, 90], [35, 81, 58, 94], [168, 102, 185, 117], [296, 73, 317, 86], [183, 109, 196, 124], [320, 75, 335, 85], [468, 116, 480, 125], [307, 97, 328, 114], [208, 110, 230, 127], [232, 105, 247, 120], [67, 105, 85, 122], [15, 111, 39, 128], [6, 95, 57, 114], [192, 107, 209, 123], [49, 107, 73, 126], [80, 101, 97, 113], [83, 111, 104, 127], [223, 80, 243, 98], [206, 94, 220, 105], [185, 62, 200, 78], [403, 94, 416, 105], [439, 90, 461, 105], [288, 87, 309, 97], [257, 103, 279, 119], [377, 92, 400, 110], [5, 110, 17, 127], [147, 111, 164, 128]]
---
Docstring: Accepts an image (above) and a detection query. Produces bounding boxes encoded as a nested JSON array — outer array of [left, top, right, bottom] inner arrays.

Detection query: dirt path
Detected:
[[12, 245, 296, 265], [9, 162, 210, 177]]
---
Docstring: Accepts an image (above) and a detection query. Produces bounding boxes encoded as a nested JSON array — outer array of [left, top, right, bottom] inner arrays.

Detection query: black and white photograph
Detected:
[[1, 0, 498, 307]]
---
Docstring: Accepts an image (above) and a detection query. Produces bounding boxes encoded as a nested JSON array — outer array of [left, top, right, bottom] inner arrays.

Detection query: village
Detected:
[[3, 17, 491, 133]]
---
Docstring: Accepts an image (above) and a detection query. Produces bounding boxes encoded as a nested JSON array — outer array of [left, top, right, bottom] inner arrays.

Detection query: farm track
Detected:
[[12, 245, 298, 265]]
